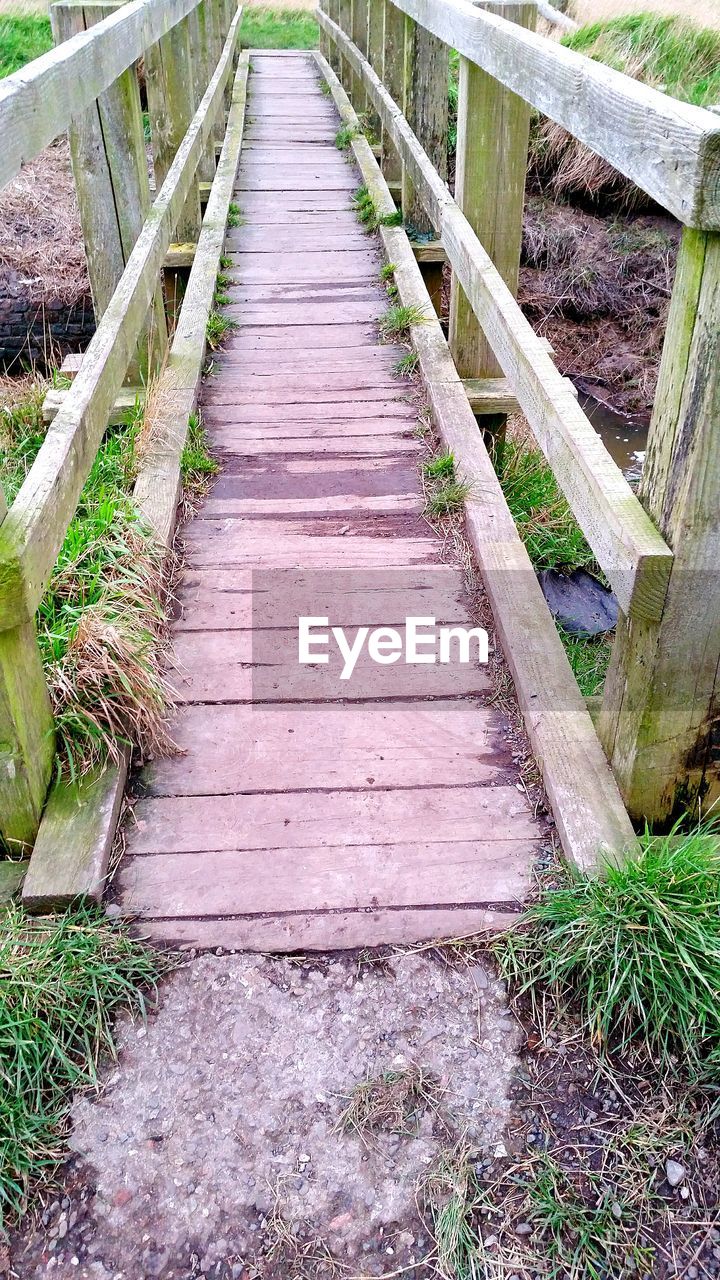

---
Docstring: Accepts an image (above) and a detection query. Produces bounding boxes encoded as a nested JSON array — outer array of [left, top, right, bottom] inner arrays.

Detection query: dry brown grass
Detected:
[[0, 137, 88, 308]]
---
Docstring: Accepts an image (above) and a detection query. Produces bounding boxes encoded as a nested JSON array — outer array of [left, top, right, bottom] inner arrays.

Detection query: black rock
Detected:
[[538, 569, 618, 636]]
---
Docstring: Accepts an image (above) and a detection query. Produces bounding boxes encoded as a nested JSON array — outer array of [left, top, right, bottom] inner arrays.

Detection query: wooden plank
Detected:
[[118, 837, 532, 916], [22, 752, 128, 911], [0, 861, 28, 905], [317, 21, 673, 624], [0, 620, 55, 851], [43, 386, 144, 425], [0, 8, 242, 629], [135, 906, 521, 950], [144, 698, 508, 793], [127, 783, 538, 853], [173, 564, 468, 631], [316, 49, 638, 871], [181, 518, 438, 569], [0, 0, 206, 191], [401, 14, 448, 239], [145, 13, 202, 241], [598, 228, 720, 820], [357, 0, 720, 229], [169, 620, 492, 701]]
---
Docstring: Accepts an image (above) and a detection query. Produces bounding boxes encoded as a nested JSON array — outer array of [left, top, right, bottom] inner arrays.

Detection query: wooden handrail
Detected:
[[319, 9, 673, 623], [0, 0, 207, 191], [0, 6, 243, 629], [372, 0, 720, 228]]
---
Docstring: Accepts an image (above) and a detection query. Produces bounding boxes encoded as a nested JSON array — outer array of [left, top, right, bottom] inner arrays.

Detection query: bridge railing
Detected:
[[0, 0, 242, 851], [318, 0, 720, 826]]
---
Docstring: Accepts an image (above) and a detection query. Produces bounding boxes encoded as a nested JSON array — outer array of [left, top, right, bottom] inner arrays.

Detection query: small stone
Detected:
[[516, 1222, 533, 1236], [611, 1202, 623, 1220], [680, 1186, 690, 1200], [104, 903, 122, 918], [665, 1160, 685, 1188]]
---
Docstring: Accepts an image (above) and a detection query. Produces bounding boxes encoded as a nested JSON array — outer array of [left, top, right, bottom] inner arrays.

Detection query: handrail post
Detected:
[[449, 0, 535, 402], [366, 0, 384, 141], [0, 611, 55, 855], [51, 0, 169, 382], [336, 0, 352, 91], [380, 0, 404, 187], [325, 0, 341, 74], [401, 13, 449, 314], [145, 11, 203, 328], [598, 228, 720, 823], [189, 0, 218, 183], [350, 0, 369, 115]]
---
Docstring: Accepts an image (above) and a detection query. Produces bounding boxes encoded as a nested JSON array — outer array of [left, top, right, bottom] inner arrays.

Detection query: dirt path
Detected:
[[9, 948, 521, 1279]]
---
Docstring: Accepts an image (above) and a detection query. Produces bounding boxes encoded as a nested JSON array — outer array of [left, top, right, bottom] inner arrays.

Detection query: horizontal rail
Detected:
[[0, 0, 207, 191], [378, 0, 720, 228], [0, 5, 243, 630], [319, 10, 674, 622]]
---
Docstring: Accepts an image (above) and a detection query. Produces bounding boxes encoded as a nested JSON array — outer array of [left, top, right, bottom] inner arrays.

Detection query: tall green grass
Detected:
[[495, 818, 720, 1079], [0, 904, 162, 1222], [0, 14, 53, 79], [563, 13, 720, 108], [239, 8, 318, 49]]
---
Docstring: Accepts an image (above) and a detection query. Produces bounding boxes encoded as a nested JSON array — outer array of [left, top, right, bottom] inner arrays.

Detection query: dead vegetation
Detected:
[[0, 138, 88, 308], [337, 1064, 448, 1148]]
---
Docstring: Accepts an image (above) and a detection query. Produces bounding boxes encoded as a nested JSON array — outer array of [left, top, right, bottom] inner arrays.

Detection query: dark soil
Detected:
[[518, 193, 680, 420]]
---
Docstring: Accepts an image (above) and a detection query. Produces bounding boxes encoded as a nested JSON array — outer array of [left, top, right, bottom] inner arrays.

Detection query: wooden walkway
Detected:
[[117, 51, 543, 950]]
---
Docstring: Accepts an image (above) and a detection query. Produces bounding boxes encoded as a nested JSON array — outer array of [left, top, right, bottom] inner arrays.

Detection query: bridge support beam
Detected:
[[380, 0, 404, 186], [599, 228, 720, 824], [449, 0, 535, 403]]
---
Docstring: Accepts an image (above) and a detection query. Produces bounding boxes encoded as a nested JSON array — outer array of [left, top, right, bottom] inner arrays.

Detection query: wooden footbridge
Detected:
[[1, 0, 719, 946]]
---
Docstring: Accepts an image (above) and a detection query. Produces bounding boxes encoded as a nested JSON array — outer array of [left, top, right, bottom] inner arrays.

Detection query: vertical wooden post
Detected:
[[366, 0, 383, 140], [326, 0, 341, 74], [0, 479, 54, 852], [189, 1, 217, 183], [381, 0, 404, 186], [337, 0, 352, 91], [319, 0, 330, 60], [401, 15, 449, 313], [598, 228, 720, 824], [449, 0, 536, 388], [350, 0, 368, 115], [52, 0, 168, 383], [145, 12, 203, 328]]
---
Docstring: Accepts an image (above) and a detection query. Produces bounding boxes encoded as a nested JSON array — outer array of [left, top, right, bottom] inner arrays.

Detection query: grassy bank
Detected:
[[0, 376, 215, 784], [0, 904, 163, 1223], [0, 13, 52, 78], [239, 6, 318, 49]]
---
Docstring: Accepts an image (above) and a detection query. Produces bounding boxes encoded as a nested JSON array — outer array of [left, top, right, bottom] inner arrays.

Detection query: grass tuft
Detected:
[[227, 202, 243, 229], [379, 303, 429, 340], [379, 262, 396, 283], [421, 1144, 484, 1279], [180, 411, 219, 517], [393, 351, 419, 379], [338, 1064, 445, 1147], [496, 438, 596, 574], [494, 817, 720, 1078], [423, 450, 470, 516], [335, 122, 360, 150], [206, 310, 237, 350], [423, 451, 455, 480], [0, 904, 163, 1223]]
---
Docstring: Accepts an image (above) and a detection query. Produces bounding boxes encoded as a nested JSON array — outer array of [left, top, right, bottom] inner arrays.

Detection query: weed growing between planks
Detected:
[[378, 302, 429, 341], [206, 310, 237, 350], [423, 451, 471, 517], [0, 903, 165, 1225], [178, 411, 219, 520], [352, 185, 403, 233], [227, 202, 243, 229]]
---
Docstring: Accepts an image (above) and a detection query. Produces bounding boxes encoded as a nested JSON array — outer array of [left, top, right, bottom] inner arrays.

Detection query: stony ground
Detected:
[[8, 948, 520, 1279]]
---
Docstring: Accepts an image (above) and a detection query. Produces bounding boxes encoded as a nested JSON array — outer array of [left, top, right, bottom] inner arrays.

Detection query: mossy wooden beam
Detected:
[[318, 9, 673, 626], [380, 0, 404, 186], [0, 6, 242, 633], [316, 47, 638, 872], [350, 0, 368, 114], [0, 620, 55, 853], [599, 228, 720, 821], [145, 13, 202, 244]]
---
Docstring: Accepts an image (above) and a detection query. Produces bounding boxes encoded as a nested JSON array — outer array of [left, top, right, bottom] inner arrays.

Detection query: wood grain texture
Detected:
[[316, 49, 638, 871], [117, 52, 541, 948], [0, 0, 207, 191], [363, 0, 720, 229]]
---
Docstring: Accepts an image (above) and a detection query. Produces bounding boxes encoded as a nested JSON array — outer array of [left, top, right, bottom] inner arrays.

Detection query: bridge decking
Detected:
[[117, 51, 543, 950]]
